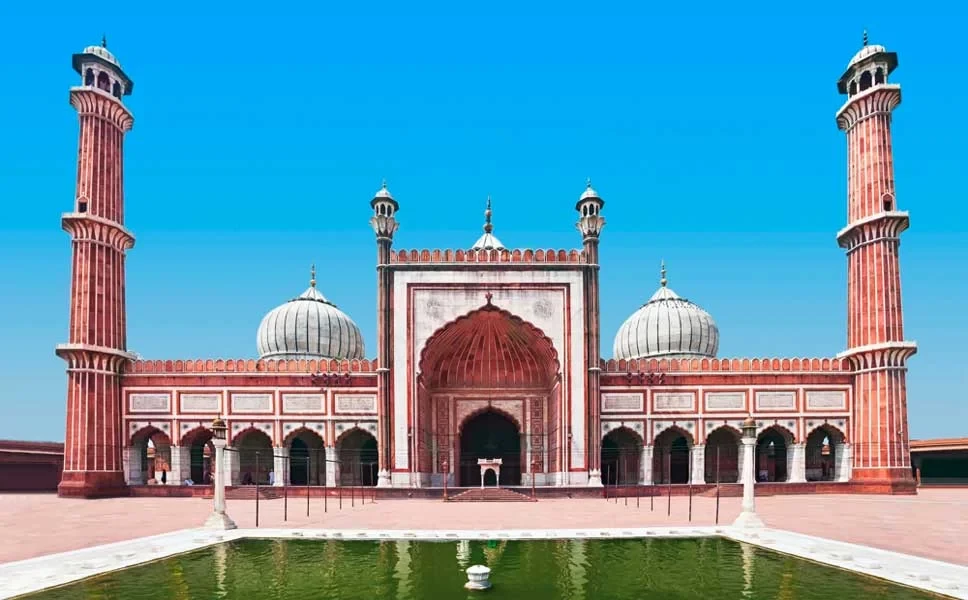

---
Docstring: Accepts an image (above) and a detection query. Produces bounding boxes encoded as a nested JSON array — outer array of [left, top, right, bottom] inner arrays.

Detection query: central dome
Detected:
[[256, 268, 365, 360], [612, 264, 719, 361]]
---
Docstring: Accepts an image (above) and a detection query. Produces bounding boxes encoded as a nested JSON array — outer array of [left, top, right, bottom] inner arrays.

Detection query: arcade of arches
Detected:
[[123, 424, 381, 488], [597, 423, 851, 486], [416, 302, 563, 487]]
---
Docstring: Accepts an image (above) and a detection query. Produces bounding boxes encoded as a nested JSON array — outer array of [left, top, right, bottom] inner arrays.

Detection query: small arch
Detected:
[[286, 428, 325, 485], [882, 193, 894, 212], [848, 80, 857, 96], [234, 427, 273, 485], [705, 426, 741, 483], [859, 71, 873, 91], [130, 426, 172, 485], [756, 425, 793, 482], [602, 426, 643, 485], [652, 425, 693, 484], [805, 423, 846, 482], [181, 426, 215, 484], [84, 68, 95, 86], [874, 67, 885, 85], [96, 71, 111, 92], [112, 81, 122, 98], [336, 427, 378, 486]]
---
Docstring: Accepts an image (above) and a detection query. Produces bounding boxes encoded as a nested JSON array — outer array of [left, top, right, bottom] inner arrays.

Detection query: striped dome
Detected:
[[612, 268, 719, 361], [256, 276, 364, 361]]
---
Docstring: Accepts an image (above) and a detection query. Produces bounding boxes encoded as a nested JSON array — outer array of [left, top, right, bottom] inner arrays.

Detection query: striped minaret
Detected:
[[56, 38, 136, 497], [835, 34, 917, 487], [577, 180, 605, 486]]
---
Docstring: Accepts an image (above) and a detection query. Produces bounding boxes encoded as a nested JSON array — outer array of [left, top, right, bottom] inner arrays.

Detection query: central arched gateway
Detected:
[[459, 409, 522, 486], [416, 298, 562, 487]]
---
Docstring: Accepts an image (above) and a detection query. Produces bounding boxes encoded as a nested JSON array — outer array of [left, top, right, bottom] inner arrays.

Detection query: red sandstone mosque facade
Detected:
[[56, 37, 917, 498]]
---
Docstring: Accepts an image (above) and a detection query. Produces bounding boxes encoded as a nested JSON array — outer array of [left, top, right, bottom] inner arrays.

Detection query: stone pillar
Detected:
[[169, 446, 190, 485], [273, 446, 289, 486], [125, 446, 143, 485], [733, 430, 764, 528], [788, 443, 806, 483], [640, 445, 653, 484], [577, 182, 605, 487], [736, 440, 746, 484], [836, 442, 852, 482], [224, 449, 239, 487], [370, 183, 398, 488], [325, 446, 338, 487], [690, 444, 706, 484]]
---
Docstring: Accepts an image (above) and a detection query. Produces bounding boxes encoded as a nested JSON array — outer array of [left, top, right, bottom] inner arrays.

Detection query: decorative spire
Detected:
[[483, 196, 494, 233], [862, 29, 868, 47], [381, 177, 387, 191], [101, 34, 107, 48], [660, 260, 667, 287], [586, 177, 593, 189], [310, 263, 317, 288]]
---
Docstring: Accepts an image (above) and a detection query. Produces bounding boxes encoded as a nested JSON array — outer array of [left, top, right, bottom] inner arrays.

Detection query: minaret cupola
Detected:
[[72, 36, 133, 100]]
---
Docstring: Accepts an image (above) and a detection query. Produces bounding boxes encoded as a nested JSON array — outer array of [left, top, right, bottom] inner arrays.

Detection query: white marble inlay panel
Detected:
[[393, 270, 585, 470], [704, 392, 745, 411], [282, 393, 325, 413], [806, 391, 846, 410], [602, 393, 644, 413], [180, 393, 221, 413], [231, 393, 273, 413], [128, 393, 170, 413], [654, 393, 695, 412], [755, 391, 797, 411], [335, 394, 377, 414]]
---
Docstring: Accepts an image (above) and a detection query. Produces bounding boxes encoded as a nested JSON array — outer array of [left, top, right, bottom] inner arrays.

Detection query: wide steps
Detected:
[[226, 486, 284, 500], [447, 488, 536, 502]]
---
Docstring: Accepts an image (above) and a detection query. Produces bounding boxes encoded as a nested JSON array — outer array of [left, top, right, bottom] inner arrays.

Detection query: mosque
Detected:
[[56, 36, 917, 497]]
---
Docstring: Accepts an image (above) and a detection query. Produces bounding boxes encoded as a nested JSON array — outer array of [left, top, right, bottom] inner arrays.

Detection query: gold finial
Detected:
[[101, 34, 107, 48], [483, 195, 494, 234], [862, 29, 868, 47], [310, 263, 317, 288], [660, 260, 667, 287]]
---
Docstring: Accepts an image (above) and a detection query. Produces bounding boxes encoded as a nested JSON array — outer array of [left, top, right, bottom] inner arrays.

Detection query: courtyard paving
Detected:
[[1, 488, 965, 566]]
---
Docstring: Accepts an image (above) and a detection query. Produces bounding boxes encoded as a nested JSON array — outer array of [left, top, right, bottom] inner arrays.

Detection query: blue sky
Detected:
[[0, 3, 965, 441]]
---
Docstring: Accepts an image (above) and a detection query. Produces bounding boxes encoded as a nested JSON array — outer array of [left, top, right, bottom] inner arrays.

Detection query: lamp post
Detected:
[[204, 416, 238, 530], [732, 415, 764, 528]]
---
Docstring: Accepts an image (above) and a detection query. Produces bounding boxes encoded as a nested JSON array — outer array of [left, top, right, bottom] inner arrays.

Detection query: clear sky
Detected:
[[0, 2, 965, 442]]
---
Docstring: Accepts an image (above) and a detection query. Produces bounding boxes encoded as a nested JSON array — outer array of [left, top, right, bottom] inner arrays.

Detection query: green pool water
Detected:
[[26, 538, 937, 599]]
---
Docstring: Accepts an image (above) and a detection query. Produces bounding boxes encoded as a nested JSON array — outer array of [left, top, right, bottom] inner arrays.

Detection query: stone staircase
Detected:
[[446, 488, 536, 502], [226, 486, 284, 500]]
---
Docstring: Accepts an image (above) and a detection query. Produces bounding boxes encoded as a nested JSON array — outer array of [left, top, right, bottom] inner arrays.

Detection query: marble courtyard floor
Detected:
[[1, 488, 965, 566]]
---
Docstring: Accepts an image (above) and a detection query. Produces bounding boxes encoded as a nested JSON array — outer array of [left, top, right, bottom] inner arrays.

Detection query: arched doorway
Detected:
[[417, 299, 561, 487], [459, 410, 521, 486], [601, 428, 642, 485], [705, 427, 740, 483], [338, 428, 378, 486], [756, 426, 791, 482], [183, 427, 214, 485], [653, 428, 692, 484], [235, 429, 272, 485], [130, 426, 171, 485], [805, 425, 845, 482], [287, 429, 325, 485]]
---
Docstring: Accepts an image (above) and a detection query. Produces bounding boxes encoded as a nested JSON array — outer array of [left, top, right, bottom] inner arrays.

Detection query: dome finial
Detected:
[[660, 260, 667, 287], [483, 195, 494, 234], [586, 177, 592, 189], [101, 34, 107, 48], [862, 29, 868, 47], [381, 177, 387, 190], [310, 263, 317, 288]]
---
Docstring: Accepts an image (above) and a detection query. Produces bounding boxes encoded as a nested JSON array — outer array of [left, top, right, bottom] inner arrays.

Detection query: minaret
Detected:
[[56, 38, 136, 497], [576, 179, 605, 486], [835, 34, 917, 486], [370, 180, 399, 487]]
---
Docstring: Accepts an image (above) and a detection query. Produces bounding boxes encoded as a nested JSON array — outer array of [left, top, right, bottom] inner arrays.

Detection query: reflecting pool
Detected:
[[26, 537, 937, 599]]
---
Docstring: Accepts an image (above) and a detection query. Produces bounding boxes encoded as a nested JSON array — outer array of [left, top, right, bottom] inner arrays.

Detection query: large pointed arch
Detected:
[[418, 301, 560, 389]]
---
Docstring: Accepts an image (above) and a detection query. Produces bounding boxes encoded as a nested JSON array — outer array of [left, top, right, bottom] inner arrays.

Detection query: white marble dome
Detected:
[[256, 274, 364, 361], [847, 44, 887, 69], [81, 44, 122, 69], [612, 267, 719, 361]]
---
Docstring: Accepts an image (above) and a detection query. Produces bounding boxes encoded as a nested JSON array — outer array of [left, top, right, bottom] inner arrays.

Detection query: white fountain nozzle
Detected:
[[465, 564, 492, 590]]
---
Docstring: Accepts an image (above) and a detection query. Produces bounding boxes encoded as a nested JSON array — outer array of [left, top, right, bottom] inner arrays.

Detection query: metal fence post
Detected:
[[255, 451, 260, 528], [283, 451, 288, 522], [715, 445, 721, 525]]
